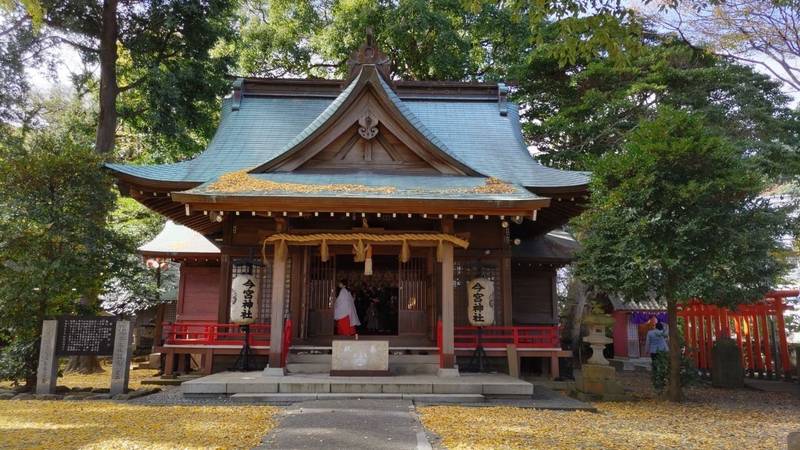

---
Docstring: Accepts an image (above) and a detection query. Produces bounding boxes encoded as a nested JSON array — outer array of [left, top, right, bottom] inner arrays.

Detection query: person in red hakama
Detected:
[[334, 280, 361, 337]]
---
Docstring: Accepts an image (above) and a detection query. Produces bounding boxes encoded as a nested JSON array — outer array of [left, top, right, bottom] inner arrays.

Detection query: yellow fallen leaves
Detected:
[[419, 399, 800, 450], [205, 170, 517, 197], [0, 400, 280, 450], [0, 360, 158, 391], [207, 171, 397, 195]]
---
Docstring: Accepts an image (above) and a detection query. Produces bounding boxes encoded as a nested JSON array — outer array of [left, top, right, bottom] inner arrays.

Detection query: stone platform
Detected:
[[181, 372, 534, 399]]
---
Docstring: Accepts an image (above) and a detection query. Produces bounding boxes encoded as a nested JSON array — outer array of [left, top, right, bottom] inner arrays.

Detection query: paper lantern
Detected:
[[230, 273, 259, 325], [467, 278, 494, 326]]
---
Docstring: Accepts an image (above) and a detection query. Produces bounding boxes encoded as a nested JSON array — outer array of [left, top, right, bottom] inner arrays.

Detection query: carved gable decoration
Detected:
[[254, 65, 477, 176], [358, 111, 379, 140]]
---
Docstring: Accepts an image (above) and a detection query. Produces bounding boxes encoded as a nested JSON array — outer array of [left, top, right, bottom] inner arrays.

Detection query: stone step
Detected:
[[287, 353, 331, 363], [287, 353, 439, 364], [229, 392, 485, 403], [286, 363, 331, 373], [285, 362, 440, 375]]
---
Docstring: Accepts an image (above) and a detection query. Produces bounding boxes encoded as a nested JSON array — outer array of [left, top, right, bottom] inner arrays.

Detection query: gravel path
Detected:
[[255, 399, 431, 450], [127, 386, 240, 406]]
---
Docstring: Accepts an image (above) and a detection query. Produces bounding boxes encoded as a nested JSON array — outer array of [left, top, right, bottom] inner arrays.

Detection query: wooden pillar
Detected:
[[267, 250, 287, 372], [217, 254, 231, 323], [439, 241, 456, 372], [501, 256, 513, 326], [774, 297, 792, 379]]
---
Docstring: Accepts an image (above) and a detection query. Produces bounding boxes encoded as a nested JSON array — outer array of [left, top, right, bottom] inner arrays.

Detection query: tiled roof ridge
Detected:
[[246, 65, 482, 176]]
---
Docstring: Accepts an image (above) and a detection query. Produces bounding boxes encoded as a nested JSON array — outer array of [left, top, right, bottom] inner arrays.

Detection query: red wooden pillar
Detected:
[[751, 311, 763, 375], [703, 305, 712, 371], [683, 308, 693, 363], [774, 297, 792, 379], [612, 311, 628, 358], [693, 305, 703, 370], [743, 312, 755, 375], [733, 315, 745, 368], [760, 305, 773, 376]]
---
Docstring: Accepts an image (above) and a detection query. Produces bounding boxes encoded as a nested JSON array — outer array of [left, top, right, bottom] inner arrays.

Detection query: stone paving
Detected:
[[256, 399, 431, 450]]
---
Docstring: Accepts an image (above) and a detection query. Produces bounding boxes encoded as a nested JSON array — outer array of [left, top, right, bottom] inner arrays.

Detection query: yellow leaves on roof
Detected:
[[0, 401, 279, 450], [206, 171, 517, 196], [468, 177, 516, 194], [207, 170, 397, 195]]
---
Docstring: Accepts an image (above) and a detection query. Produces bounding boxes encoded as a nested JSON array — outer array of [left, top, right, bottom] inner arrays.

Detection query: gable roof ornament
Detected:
[[346, 27, 392, 85], [358, 110, 379, 140]]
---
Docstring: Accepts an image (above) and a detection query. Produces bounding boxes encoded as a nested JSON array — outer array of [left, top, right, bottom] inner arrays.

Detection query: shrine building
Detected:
[[108, 38, 588, 379]]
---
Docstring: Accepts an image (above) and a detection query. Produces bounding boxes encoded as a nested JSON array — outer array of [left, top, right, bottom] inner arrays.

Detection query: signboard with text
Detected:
[[55, 316, 117, 356], [467, 278, 495, 326]]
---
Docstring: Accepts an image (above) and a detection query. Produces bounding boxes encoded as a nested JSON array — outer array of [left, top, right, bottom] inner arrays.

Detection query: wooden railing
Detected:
[[437, 320, 561, 355], [162, 322, 271, 347]]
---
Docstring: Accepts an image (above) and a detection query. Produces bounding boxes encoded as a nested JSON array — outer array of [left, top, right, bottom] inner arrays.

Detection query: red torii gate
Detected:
[[678, 290, 796, 379]]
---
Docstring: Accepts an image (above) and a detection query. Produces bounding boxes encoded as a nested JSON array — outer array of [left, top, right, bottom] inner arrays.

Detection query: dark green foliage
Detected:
[[2, 0, 237, 162], [576, 108, 793, 305], [0, 123, 115, 381], [519, 33, 800, 178], [575, 107, 796, 400]]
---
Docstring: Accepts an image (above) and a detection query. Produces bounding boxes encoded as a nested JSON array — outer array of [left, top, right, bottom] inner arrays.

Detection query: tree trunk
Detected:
[[666, 297, 683, 401], [569, 279, 588, 349], [95, 0, 118, 155]]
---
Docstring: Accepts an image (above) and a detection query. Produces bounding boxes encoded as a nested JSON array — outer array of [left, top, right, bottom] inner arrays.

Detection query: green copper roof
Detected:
[[181, 172, 540, 202], [107, 67, 589, 190]]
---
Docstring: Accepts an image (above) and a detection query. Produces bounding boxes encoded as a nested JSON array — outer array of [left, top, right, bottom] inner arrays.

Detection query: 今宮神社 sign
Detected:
[[230, 273, 259, 324], [467, 278, 494, 326], [56, 316, 117, 356]]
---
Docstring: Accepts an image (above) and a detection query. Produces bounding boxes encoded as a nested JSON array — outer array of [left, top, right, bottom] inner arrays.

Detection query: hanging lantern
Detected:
[[230, 268, 259, 325], [467, 278, 495, 326]]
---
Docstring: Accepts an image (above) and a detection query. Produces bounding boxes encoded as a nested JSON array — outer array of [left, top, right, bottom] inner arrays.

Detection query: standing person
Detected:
[[334, 280, 361, 337], [645, 322, 669, 359]]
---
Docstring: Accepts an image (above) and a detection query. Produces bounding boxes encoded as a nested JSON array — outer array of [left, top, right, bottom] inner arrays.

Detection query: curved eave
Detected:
[[138, 250, 221, 259], [170, 192, 550, 217], [105, 165, 201, 192]]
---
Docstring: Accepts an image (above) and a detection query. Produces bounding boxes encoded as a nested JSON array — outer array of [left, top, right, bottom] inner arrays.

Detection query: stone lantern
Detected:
[[574, 304, 627, 401]]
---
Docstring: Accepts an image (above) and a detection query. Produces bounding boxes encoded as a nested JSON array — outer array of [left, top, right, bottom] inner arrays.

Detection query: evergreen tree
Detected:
[[574, 107, 796, 401]]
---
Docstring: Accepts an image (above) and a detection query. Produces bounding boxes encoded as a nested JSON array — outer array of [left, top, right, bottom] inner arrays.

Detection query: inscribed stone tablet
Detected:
[[331, 340, 389, 374]]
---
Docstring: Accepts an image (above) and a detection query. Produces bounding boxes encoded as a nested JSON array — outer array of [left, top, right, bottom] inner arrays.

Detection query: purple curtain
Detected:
[[630, 311, 668, 324]]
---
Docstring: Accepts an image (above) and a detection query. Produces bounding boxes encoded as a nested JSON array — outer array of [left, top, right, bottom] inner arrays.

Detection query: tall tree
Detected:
[[0, 99, 128, 384], [229, 0, 641, 82], [574, 107, 795, 401], [650, 0, 800, 93], [518, 31, 800, 176], [3, 0, 236, 159]]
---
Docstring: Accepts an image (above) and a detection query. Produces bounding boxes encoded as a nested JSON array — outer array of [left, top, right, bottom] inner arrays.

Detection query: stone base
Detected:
[[574, 364, 628, 401], [263, 366, 286, 377], [148, 353, 162, 370], [437, 368, 460, 378]]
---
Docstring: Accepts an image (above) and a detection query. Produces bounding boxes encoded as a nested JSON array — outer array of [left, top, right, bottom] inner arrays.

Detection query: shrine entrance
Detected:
[[336, 254, 399, 336], [301, 246, 436, 344]]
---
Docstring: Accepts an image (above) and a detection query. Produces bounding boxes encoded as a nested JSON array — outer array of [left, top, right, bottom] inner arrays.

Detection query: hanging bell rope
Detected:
[[436, 239, 444, 263]]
